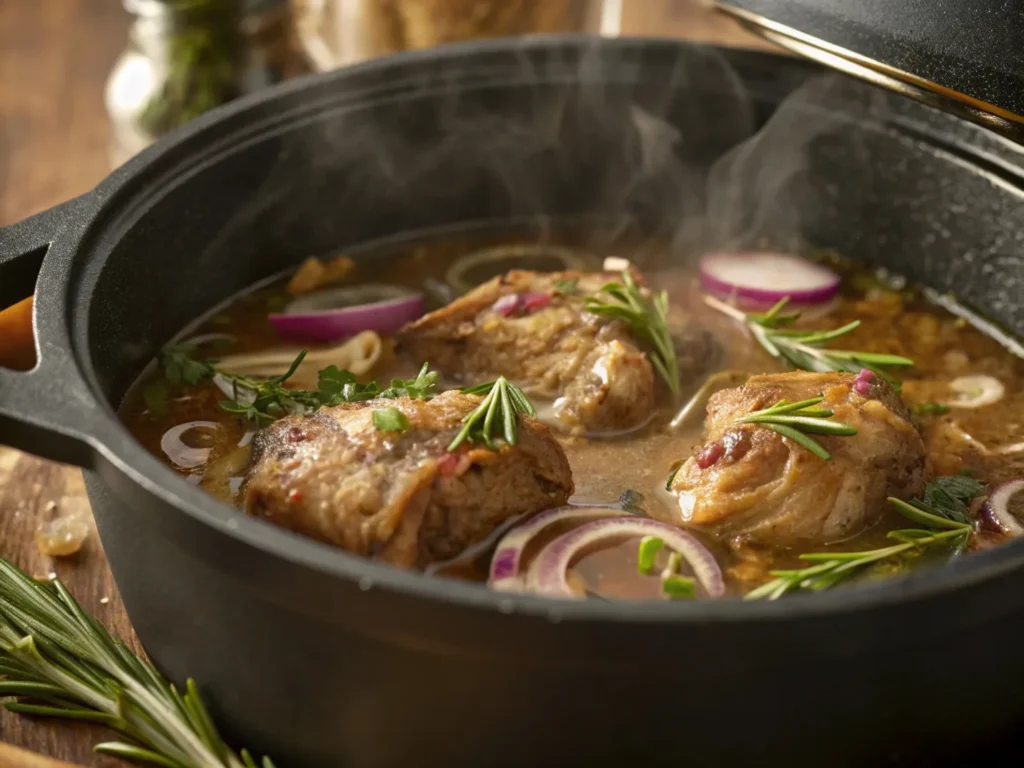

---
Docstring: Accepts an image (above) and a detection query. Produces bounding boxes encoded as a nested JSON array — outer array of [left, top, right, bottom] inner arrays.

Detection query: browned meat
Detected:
[[243, 391, 573, 567], [396, 269, 661, 435], [669, 371, 926, 547]]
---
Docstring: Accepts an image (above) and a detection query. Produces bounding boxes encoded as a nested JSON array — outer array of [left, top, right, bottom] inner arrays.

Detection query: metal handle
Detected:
[[0, 198, 104, 468]]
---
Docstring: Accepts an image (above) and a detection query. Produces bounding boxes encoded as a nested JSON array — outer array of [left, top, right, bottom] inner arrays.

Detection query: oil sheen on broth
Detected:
[[120, 233, 1024, 600]]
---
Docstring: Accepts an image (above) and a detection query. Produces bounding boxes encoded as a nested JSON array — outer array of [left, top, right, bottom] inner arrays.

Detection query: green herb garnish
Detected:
[[219, 350, 322, 426], [636, 536, 664, 575], [552, 277, 579, 295], [705, 295, 914, 385], [449, 377, 536, 452], [662, 575, 695, 599], [141, 379, 170, 416], [378, 363, 440, 400], [746, 475, 985, 599], [584, 271, 680, 394], [912, 401, 950, 416], [158, 343, 440, 427], [889, 471, 987, 527], [159, 343, 218, 385], [0, 557, 274, 768], [372, 407, 410, 433], [660, 552, 695, 600], [737, 396, 857, 461], [316, 365, 382, 405]]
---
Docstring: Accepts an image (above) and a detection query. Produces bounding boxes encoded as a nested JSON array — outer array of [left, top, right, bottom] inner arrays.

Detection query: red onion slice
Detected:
[[980, 479, 1024, 535], [699, 252, 840, 308], [525, 517, 724, 600], [488, 506, 625, 591], [269, 285, 423, 342]]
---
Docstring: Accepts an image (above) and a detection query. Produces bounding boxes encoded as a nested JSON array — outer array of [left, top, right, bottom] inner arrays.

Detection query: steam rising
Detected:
[[203, 39, 900, 278]]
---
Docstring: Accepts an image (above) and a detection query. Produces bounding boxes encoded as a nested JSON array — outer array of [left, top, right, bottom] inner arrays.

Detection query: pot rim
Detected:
[[68, 35, 1024, 625]]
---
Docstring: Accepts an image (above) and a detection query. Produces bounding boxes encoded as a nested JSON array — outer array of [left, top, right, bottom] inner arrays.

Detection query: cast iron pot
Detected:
[[2, 37, 1024, 767]]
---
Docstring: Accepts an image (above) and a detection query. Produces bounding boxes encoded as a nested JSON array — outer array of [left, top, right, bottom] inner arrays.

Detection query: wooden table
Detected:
[[0, 1, 771, 765]]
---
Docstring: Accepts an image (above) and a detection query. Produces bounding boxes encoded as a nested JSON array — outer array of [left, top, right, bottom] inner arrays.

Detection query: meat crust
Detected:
[[669, 371, 926, 546], [244, 390, 573, 567]]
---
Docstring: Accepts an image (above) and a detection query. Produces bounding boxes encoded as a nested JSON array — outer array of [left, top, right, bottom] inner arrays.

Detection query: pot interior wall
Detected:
[[78, 40, 1024, 408]]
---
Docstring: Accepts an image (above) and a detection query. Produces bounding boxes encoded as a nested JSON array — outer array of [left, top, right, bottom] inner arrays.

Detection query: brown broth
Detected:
[[120, 232, 1024, 598]]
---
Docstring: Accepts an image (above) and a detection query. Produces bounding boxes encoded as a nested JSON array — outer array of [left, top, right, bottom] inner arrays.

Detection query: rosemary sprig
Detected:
[[704, 295, 914, 383], [0, 557, 273, 767], [449, 377, 536, 452], [746, 475, 984, 599], [737, 396, 857, 461], [584, 271, 680, 394]]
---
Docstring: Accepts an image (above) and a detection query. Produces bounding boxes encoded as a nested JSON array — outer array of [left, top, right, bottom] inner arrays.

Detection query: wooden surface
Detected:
[[0, 2, 138, 765], [0, 1, 771, 765]]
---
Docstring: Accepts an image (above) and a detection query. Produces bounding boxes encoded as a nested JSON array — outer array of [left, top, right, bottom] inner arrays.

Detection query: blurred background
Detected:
[[0, 0, 773, 229]]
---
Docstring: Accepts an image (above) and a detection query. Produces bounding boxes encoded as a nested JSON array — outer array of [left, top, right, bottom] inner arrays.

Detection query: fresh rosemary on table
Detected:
[[737, 396, 857, 461], [0, 557, 274, 768], [745, 474, 986, 600], [704, 295, 914, 383], [584, 271, 680, 395], [449, 377, 536, 452]]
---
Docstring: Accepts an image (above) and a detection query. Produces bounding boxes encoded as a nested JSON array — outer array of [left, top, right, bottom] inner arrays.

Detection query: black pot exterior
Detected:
[[2, 38, 1024, 766]]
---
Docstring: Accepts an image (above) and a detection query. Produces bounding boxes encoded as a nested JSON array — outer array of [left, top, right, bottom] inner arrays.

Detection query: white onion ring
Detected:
[[524, 517, 724, 600], [603, 256, 631, 272], [488, 506, 625, 592], [946, 375, 1005, 409], [215, 331, 382, 390], [445, 245, 589, 294], [980, 479, 1024, 536], [160, 421, 221, 470]]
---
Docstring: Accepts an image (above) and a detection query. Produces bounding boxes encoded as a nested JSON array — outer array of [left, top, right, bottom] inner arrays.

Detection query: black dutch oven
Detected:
[[2, 37, 1024, 767]]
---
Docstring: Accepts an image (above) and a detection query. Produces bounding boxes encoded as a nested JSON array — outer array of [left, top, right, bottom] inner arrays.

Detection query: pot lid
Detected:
[[715, 0, 1024, 141]]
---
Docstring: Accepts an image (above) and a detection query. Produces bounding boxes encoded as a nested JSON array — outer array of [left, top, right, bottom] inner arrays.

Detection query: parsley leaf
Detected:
[[317, 366, 380, 406], [372, 407, 410, 433], [552, 277, 579, 295], [378, 363, 439, 400], [912, 401, 950, 416], [159, 344, 217, 385]]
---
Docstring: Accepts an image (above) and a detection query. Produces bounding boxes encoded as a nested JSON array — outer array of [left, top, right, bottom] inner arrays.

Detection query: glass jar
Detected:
[[295, 0, 619, 71], [106, 0, 311, 166]]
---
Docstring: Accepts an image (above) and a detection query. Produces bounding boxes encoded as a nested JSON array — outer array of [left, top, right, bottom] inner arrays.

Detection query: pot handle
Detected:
[[0, 198, 104, 468]]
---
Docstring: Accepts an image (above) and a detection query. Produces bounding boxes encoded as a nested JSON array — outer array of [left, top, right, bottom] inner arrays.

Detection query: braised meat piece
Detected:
[[397, 269, 686, 434], [244, 391, 573, 567], [669, 371, 926, 546]]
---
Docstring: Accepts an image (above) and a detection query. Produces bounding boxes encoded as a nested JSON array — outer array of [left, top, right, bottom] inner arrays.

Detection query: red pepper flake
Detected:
[[520, 291, 552, 313], [287, 489, 303, 503], [286, 427, 307, 443], [853, 368, 876, 396], [438, 450, 473, 478], [438, 452, 462, 477], [491, 294, 520, 317], [696, 441, 724, 469], [491, 292, 552, 318]]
